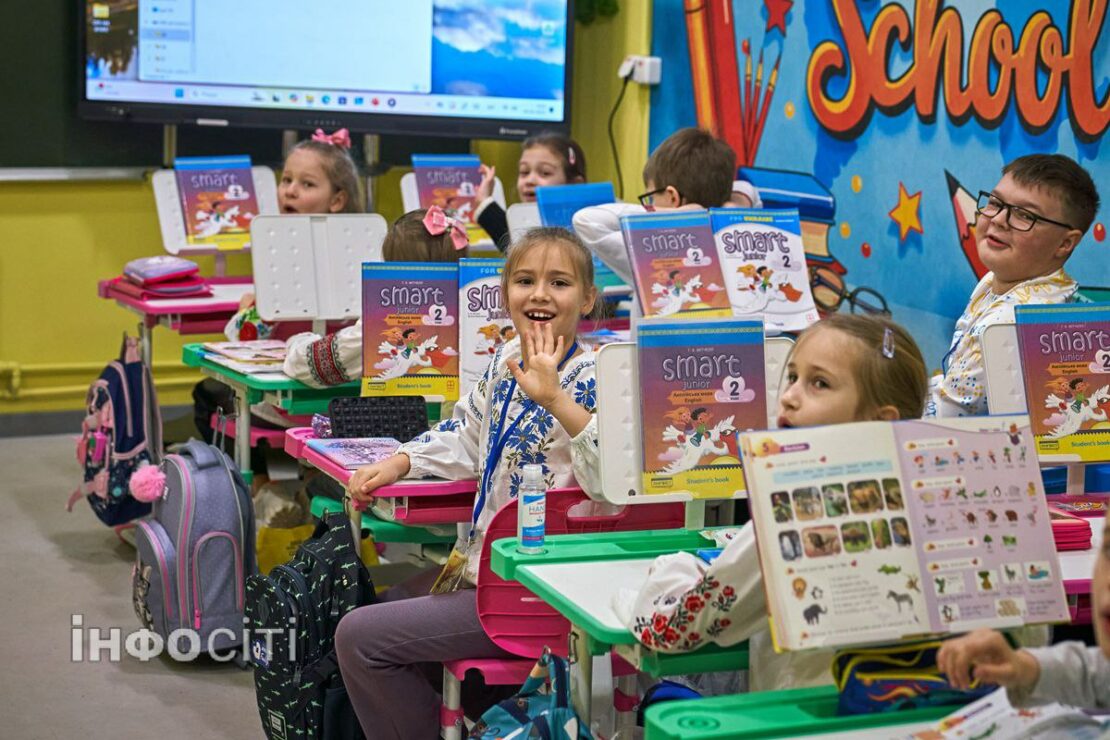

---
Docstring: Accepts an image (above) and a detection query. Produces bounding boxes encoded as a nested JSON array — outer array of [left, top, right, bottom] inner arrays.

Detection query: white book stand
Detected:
[[250, 214, 387, 333], [983, 322, 1088, 494], [151, 166, 279, 258], [595, 337, 794, 524]]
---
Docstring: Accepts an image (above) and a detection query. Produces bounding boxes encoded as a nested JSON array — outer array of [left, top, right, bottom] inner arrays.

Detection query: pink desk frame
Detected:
[[98, 275, 252, 367], [285, 428, 476, 542], [1059, 518, 1101, 624]]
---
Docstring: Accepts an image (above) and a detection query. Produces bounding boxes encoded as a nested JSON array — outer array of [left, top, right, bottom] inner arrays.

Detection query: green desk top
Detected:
[[644, 685, 950, 739], [183, 343, 361, 412], [491, 529, 748, 674], [310, 496, 456, 544]]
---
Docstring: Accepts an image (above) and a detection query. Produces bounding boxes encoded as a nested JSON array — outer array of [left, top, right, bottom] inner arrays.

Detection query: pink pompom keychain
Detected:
[[129, 464, 166, 503]]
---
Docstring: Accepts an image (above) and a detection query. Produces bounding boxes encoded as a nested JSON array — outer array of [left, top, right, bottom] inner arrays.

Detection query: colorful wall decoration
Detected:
[[650, 0, 1109, 368]]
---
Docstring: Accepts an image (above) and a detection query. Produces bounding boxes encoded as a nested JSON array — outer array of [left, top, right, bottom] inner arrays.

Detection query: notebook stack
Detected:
[[111, 256, 212, 300]]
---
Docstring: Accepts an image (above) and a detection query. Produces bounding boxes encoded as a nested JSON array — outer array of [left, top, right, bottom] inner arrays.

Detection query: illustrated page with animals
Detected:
[[174, 155, 258, 250], [638, 318, 766, 498], [620, 211, 731, 319], [458, 258, 513, 396], [1015, 303, 1110, 462], [709, 208, 819, 333], [361, 262, 459, 401], [740, 414, 1068, 652]]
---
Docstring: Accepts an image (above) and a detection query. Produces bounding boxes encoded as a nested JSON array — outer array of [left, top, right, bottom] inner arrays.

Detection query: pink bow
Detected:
[[422, 205, 470, 251], [311, 127, 352, 149]]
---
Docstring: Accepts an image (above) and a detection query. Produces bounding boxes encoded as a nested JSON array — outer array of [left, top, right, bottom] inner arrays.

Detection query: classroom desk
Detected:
[[285, 427, 475, 558], [643, 685, 947, 739], [182, 344, 361, 478], [99, 276, 252, 368], [491, 529, 750, 725]]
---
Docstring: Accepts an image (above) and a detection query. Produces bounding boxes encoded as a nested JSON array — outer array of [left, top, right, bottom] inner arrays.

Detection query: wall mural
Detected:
[[649, 0, 1108, 366]]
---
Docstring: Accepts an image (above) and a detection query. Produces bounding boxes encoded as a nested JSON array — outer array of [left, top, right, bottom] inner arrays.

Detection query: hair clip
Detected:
[[311, 127, 352, 150], [423, 205, 470, 251], [567, 147, 576, 166], [882, 327, 896, 359]]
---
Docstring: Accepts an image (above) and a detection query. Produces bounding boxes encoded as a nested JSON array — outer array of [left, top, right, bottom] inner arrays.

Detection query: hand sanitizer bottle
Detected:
[[517, 464, 546, 554]]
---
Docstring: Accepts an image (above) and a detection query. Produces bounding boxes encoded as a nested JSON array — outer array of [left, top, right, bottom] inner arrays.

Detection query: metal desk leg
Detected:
[[568, 625, 594, 727], [139, 317, 156, 370], [234, 389, 252, 474], [349, 504, 363, 553]]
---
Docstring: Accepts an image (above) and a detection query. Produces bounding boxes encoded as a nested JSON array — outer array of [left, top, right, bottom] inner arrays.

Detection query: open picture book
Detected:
[[738, 414, 1069, 652]]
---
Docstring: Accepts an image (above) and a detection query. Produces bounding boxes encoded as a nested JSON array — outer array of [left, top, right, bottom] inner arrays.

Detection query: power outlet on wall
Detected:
[[617, 55, 662, 85]]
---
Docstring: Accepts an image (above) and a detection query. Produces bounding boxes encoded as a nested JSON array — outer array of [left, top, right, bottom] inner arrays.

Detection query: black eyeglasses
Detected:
[[809, 266, 890, 316], [637, 187, 679, 207], [976, 191, 1075, 232]]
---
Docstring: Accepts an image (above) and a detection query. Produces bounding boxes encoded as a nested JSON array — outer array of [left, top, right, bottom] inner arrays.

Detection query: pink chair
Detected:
[[439, 488, 685, 739]]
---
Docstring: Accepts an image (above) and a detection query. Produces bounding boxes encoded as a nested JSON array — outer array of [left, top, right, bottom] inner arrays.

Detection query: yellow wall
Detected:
[[0, 7, 651, 415]]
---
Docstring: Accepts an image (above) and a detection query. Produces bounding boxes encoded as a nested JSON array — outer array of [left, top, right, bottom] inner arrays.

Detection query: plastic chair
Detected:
[[440, 488, 685, 739]]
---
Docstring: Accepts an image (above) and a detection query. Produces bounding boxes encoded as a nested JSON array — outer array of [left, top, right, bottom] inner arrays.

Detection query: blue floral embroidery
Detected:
[[435, 418, 461, 433], [574, 378, 597, 410]]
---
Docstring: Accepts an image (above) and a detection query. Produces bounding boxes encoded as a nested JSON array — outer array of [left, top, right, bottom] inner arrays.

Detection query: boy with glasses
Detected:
[[928, 154, 1100, 417], [573, 127, 746, 287]]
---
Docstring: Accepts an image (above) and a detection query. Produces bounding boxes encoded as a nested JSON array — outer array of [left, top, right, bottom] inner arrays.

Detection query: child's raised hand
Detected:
[[508, 322, 565, 408], [346, 454, 411, 506], [476, 164, 496, 203], [936, 628, 1040, 692], [239, 292, 256, 311]]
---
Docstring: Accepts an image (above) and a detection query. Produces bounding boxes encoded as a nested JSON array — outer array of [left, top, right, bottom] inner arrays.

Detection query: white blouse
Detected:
[[397, 336, 602, 585]]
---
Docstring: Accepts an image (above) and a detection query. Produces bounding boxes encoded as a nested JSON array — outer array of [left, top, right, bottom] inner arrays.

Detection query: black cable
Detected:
[[607, 72, 633, 200]]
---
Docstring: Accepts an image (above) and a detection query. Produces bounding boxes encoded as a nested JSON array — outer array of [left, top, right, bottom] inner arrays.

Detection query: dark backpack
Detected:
[[246, 512, 376, 740], [70, 334, 163, 526]]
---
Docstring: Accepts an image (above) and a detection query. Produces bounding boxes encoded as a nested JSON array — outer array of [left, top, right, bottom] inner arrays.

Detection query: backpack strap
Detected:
[[292, 651, 341, 718]]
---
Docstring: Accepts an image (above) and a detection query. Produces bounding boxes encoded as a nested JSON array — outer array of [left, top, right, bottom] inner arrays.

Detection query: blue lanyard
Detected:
[[468, 342, 579, 541]]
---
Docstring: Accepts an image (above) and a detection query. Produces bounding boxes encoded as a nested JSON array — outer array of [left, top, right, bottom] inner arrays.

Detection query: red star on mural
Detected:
[[765, 0, 794, 34], [889, 182, 924, 241]]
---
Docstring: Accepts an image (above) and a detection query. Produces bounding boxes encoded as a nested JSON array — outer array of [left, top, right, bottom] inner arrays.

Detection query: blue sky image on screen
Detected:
[[431, 0, 568, 100]]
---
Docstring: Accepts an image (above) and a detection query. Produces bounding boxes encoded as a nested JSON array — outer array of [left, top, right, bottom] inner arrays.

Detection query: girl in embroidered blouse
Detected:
[[626, 315, 929, 691], [334, 227, 602, 739]]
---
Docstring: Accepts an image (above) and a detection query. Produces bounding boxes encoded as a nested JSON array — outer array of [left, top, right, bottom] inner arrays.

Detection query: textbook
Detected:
[[305, 437, 401, 470], [620, 211, 731, 319], [201, 340, 287, 364], [710, 208, 819, 333], [1015, 303, 1110, 462], [458, 258, 514, 396], [908, 687, 1109, 739], [203, 354, 285, 375], [638, 318, 766, 498], [535, 182, 624, 292], [174, 155, 258, 251], [738, 414, 1069, 652], [410, 154, 488, 242], [361, 262, 459, 401]]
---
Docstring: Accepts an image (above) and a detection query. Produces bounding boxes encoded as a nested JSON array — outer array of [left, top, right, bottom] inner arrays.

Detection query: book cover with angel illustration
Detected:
[[174, 155, 258, 250], [1015, 303, 1110, 462], [361, 262, 459, 401], [621, 211, 731, 319], [411, 154, 489, 243], [709, 207, 819, 332], [638, 317, 766, 497]]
